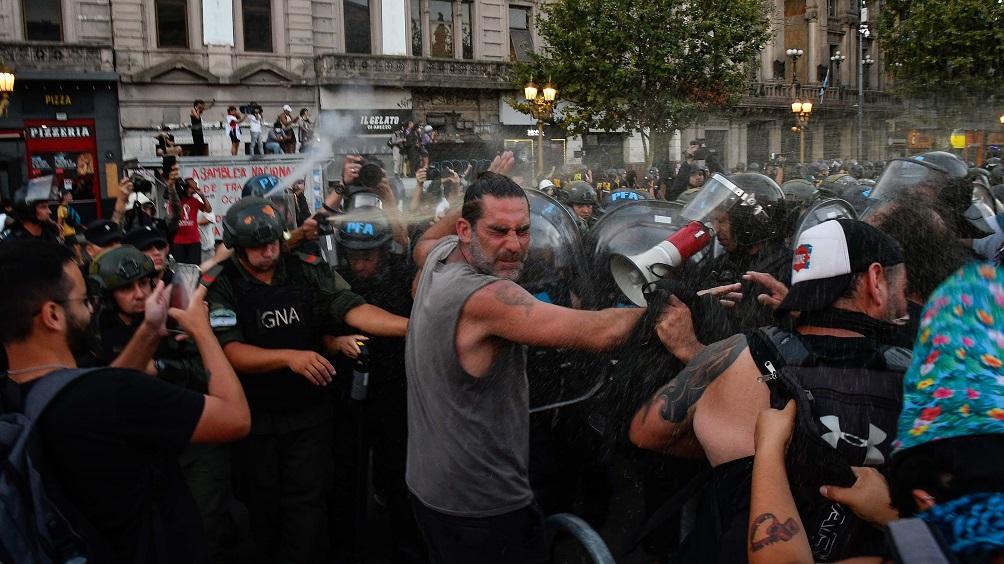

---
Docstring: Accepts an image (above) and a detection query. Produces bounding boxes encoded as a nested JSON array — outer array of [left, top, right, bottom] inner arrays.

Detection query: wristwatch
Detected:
[[332, 181, 346, 195]]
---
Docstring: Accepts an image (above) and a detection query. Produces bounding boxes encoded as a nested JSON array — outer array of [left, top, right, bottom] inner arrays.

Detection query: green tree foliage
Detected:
[[879, 0, 1004, 100], [511, 0, 772, 163]]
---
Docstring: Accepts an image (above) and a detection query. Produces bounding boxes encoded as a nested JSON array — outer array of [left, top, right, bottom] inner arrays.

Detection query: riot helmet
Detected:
[[991, 165, 1004, 187], [870, 151, 969, 204], [88, 245, 156, 293], [222, 196, 286, 249], [985, 157, 1001, 171], [747, 162, 762, 173], [567, 181, 598, 206], [13, 176, 56, 222], [333, 205, 393, 251], [243, 174, 299, 231], [819, 173, 859, 198], [781, 179, 817, 205], [789, 198, 858, 251], [679, 173, 785, 249], [848, 163, 865, 179]]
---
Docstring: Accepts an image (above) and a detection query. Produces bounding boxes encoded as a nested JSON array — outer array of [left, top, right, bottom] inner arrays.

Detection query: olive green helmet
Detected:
[[88, 245, 155, 292], [222, 196, 285, 249], [567, 181, 597, 205]]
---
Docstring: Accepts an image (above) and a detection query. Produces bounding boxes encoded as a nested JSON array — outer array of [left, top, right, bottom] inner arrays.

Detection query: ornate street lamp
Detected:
[[791, 99, 813, 166], [524, 77, 559, 176], [786, 48, 804, 85], [830, 50, 846, 87], [0, 66, 15, 119]]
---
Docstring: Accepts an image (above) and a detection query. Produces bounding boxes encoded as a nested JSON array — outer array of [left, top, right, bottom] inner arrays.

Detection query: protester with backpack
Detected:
[[748, 262, 1004, 564], [630, 218, 911, 563], [0, 239, 250, 564]]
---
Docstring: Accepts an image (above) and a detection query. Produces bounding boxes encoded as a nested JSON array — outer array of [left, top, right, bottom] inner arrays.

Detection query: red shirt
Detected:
[[173, 195, 203, 245]]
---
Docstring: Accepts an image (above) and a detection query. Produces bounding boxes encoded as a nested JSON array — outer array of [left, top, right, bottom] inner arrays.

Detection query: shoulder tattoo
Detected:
[[657, 333, 749, 423], [492, 282, 535, 317]]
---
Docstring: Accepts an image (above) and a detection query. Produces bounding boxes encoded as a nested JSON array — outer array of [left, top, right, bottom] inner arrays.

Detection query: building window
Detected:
[[344, 0, 371, 54], [828, 0, 837, 18], [460, 0, 474, 60], [411, 0, 423, 56], [156, 0, 189, 48], [429, 0, 454, 58], [23, 0, 62, 41], [509, 5, 533, 62], [243, 0, 273, 52]]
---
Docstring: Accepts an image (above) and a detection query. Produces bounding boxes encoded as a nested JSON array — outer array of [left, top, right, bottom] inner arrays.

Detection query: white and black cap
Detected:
[[776, 218, 904, 316]]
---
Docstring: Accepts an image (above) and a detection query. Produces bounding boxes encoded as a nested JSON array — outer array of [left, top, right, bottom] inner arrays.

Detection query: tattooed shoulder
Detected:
[[657, 333, 749, 423], [492, 282, 536, 317]]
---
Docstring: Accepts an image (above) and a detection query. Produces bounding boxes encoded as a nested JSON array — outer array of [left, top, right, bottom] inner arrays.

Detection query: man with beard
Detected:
[[406, 159, 645, 564], [630, 219, 910, 563], [205, 197, 408, 564], [0, 239, 250, 563]]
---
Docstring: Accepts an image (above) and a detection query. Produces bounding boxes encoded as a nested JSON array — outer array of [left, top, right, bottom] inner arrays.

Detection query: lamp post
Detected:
[[524, 78, 558, 177], [0, 66, 14, 119], [830, 51, 846, 87], [791, 99, 813, 167], [786, 48, 804, 86], [857, 0, 871, 160]]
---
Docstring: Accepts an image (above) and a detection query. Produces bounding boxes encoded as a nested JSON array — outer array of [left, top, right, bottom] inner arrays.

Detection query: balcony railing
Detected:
[[0, 42, 114, 74], [742, 81, 900, 112], [316, 54, 512, 90]]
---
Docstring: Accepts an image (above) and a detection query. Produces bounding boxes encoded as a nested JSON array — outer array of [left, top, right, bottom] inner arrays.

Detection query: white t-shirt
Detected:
[[434, 197, 450, 222], [226, 114, 241, 141], [248, 114, 262, 134], [198, 210, 217, 250]]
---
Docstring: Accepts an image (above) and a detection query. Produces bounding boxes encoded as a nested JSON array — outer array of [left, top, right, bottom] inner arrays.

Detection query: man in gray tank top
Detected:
[[406, 153, 645, 564]]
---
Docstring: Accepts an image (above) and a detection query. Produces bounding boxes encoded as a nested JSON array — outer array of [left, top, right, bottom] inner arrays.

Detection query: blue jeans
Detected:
[[264, 142, 282, 154]]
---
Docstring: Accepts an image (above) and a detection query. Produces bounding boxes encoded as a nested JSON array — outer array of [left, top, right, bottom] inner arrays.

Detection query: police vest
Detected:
[[221, 255, 328, 414]]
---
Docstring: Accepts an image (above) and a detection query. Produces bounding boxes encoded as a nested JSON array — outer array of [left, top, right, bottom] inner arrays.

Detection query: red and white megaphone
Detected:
[[610, 221, 713, 306]]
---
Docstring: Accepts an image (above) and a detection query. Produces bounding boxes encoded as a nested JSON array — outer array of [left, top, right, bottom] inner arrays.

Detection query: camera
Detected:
[[130, 174, 154, 194], [239, 103, 261, 115], [426, 167, 442, 182], [356, 156, 386, 189]]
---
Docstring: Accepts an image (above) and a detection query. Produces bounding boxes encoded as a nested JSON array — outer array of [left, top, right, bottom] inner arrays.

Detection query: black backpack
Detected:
[[1, 368, 97, 564], [747, 326, 911, 561]]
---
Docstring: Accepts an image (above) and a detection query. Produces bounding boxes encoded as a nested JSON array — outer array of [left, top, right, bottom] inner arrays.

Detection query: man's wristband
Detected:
[[322, 202, 338, 214]]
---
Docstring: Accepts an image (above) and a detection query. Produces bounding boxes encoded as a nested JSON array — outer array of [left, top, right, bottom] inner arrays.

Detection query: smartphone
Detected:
[[162, 155, 177, 179], [170, 264, 201, 311]]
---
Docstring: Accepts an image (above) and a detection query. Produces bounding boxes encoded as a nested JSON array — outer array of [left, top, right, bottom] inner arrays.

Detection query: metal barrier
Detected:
[[545, 513, 615, 564]]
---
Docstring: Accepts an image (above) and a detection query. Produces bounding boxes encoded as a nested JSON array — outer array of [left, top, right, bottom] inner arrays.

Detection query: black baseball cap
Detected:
[[777, 218, 904, 316], [123, 225, 168, 250], [84, 219, 124, 247]]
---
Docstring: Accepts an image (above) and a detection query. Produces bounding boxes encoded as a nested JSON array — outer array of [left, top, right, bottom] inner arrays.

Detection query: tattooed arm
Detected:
[[464, 280, 643, 352], [748, 401, 813, 564], [629, 333, 749, 455]]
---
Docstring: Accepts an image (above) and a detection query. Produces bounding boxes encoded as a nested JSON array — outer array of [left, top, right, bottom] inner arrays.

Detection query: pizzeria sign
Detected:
[[27, 126, 93, 140]]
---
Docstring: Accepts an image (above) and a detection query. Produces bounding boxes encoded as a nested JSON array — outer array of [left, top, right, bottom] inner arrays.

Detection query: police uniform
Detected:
[[207, 244, 364, 564]]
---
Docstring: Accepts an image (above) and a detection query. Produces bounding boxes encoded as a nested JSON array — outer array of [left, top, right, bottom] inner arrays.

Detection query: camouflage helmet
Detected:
[[222, 196, 285, 249], [88, 245, 155, 292], [567, 181, 598, 205]]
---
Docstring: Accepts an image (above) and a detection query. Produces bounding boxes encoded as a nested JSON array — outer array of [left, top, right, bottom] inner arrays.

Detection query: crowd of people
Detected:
[[1, 143, 1003, 564], [154, 100, 317, 157]]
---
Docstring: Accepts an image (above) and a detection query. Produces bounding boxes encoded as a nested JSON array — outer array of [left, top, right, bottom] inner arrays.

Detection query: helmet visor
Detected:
[[680, 173, 759, 225], [262, 185, 300, 232], [871, 160, 945, 202]]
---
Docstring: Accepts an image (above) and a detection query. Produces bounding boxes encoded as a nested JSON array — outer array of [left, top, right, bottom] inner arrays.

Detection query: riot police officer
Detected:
[[85, 245, 158, 364], [330, 205, 423, 561], [87, 244, 241, 560], [567, 181, 599, 234], [664, 173, 792, 361], [205, 196, 408, 564], [1, 180, 60, 244]]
